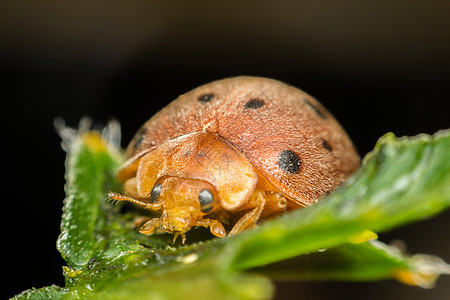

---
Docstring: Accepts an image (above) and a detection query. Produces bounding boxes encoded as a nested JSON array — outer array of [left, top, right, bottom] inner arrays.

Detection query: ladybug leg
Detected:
[[229, 191, 266, 236], [260, 192, 288, 218], [139, 218, 162, 235], [196, 219, 226, 238], [133, 216, 152, 229]]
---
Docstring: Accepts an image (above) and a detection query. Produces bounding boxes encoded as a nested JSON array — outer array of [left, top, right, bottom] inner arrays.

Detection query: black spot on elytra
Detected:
[[198, 93, 215, 103], [304, 99, 326, 119], [321, 139, 332, 152], [244, 98, 265, 109], [277, 150, 301, 174], [133, 127, 148, 149]]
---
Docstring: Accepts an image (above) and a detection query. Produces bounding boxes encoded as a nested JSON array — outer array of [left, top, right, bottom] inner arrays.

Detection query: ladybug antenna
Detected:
[[108, 192, 162, 210]]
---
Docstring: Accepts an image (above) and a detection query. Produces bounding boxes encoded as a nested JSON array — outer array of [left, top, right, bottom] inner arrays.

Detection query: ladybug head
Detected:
[[150, 176, 219, 234]]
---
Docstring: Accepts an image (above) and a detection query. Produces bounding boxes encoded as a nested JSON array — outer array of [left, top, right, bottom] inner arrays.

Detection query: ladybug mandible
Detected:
[[109, 76, 360, 243]]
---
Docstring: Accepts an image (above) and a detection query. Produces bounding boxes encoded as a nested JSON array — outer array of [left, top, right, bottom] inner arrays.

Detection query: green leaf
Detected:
[[56, 134, 121, 269], [253, 240, 450, 288], [13, 126, 450, 299], [12, 286, 66, 300]]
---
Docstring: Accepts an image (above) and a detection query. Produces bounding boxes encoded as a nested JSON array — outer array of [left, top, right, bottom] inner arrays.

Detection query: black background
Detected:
[[3, 1, 449, 299]]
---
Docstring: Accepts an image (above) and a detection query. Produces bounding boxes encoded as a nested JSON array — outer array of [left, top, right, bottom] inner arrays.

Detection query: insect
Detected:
[[109, 76, 360, 243]]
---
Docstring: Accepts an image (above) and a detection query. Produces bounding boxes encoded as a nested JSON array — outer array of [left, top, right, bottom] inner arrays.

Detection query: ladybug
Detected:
[[109, 76, 360, 243]]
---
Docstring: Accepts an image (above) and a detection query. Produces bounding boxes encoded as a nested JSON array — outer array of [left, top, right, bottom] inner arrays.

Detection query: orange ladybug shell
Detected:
[[118, 76, 360, 206]]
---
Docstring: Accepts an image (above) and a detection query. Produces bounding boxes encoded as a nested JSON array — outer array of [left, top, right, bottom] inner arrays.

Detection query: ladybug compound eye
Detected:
[[150, 183, 162, 203], [198, 189, 214, 213]]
